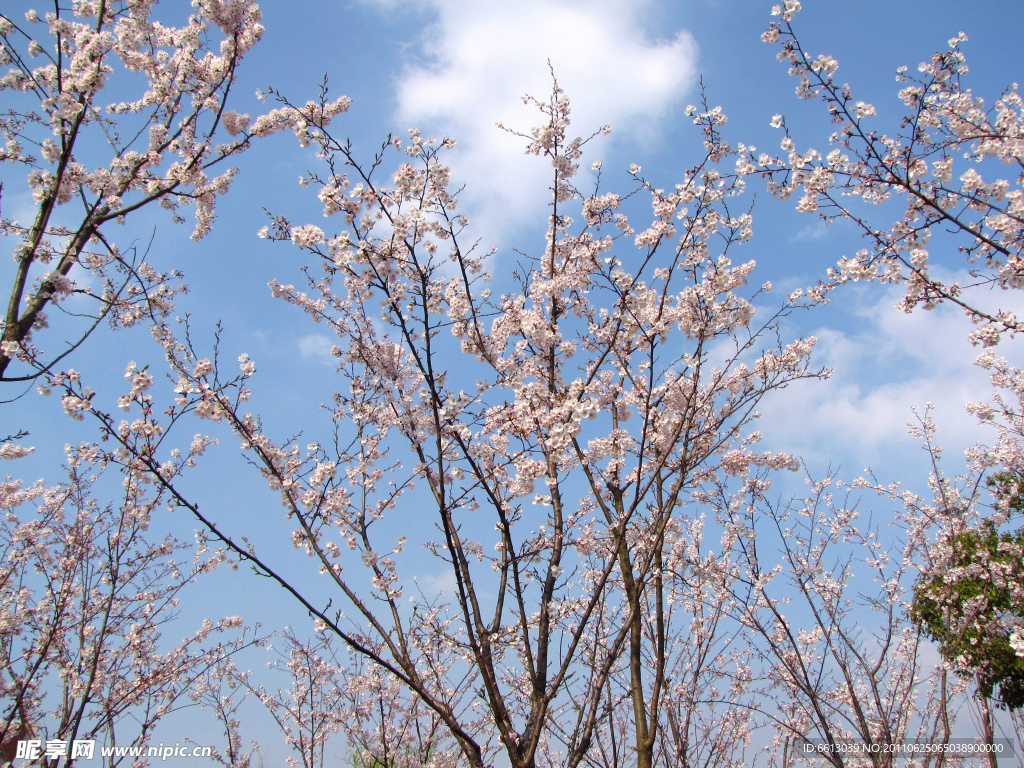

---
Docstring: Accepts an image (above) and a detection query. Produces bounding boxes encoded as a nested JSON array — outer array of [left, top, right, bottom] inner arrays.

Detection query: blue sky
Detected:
[[4, 0, 1024, 762]]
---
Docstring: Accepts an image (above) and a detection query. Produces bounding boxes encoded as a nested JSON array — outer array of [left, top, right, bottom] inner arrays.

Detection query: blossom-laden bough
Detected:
[[0, 0, 343, 388]]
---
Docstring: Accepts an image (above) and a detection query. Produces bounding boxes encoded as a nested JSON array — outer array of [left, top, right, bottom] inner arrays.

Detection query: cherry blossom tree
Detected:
[[756, 0, 1024, 728], [714, 470, 939, 768], [580, 508, 760, 768], [13, 2, 1024, 766], [188, 657, 263, 768], [241, 630, 345, 768], [41, 67, 833, 767], [0, 0, 269, 387], [0, 444, 260, 766], [336, 651, 458, 768], [265, 634, 458, 768], [0, 4, 352, 766]]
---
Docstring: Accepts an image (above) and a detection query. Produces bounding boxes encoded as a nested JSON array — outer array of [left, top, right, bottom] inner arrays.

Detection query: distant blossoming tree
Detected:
[[0, 444, 260, 766]]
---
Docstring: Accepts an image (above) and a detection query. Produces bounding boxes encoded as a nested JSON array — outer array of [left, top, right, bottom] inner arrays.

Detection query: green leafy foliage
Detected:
[[911, 472, 1024, 709]]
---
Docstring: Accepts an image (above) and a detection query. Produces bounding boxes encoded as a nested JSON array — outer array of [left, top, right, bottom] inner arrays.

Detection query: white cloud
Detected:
[[416, 568, 459, 601], [793, 222, 833, 241], [757, 286, 1003, 475], [376, 0, 698, 244], [297, 333, 335, 364]]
